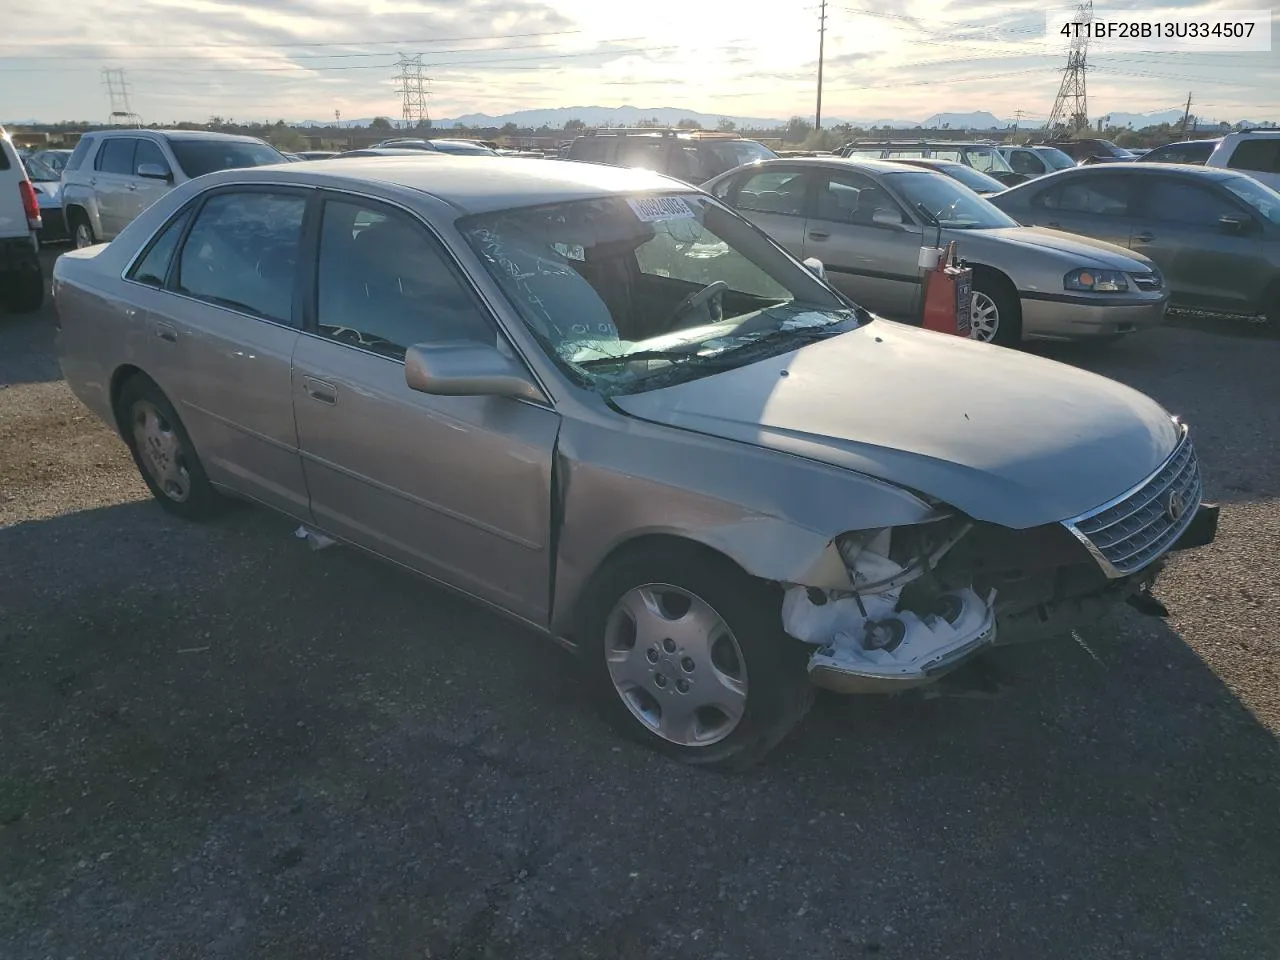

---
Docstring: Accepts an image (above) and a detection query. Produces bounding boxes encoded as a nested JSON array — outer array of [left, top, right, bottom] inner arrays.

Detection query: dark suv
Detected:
[[564, 129, 776, 183]]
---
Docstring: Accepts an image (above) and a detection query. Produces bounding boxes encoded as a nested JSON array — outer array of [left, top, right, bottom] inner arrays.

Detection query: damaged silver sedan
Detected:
[[52, 158, 1218, 768]]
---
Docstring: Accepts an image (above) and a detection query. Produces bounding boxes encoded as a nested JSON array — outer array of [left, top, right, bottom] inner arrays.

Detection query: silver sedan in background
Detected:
[[52, 158, 1215, 768], [703, 157, 1168, 345]]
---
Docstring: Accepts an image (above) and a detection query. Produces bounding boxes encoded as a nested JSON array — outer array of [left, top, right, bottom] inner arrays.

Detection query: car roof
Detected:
[[86, 128, 268, 144], [204, 155, 689, 215], [737, 156, 928, 176], [887, 157, 958, 168]]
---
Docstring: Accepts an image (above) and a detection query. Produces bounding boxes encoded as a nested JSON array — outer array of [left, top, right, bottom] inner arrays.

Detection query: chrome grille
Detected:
[[1065, 429, 1201, 577], [1131, 272, 1162, 291]]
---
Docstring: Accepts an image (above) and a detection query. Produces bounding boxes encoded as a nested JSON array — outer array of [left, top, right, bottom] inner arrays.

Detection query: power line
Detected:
[[5, 29, 584, 52]]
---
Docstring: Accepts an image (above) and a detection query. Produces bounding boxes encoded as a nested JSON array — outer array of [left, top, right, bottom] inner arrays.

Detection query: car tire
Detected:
[[69, 209, 96, 249], [3, 265, 44, 313], [579, 543, 815, 771], [117, 376, 222, 521], [970, 275, 1022, 347]]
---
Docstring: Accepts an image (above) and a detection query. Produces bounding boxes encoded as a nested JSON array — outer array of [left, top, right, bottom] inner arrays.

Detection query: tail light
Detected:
[[19, 179, 42, 231]]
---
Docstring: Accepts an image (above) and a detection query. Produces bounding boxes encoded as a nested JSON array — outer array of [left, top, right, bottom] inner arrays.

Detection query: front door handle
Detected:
[[155, 321, 177, 343], [1133, 232, 1155, 243], [808, 229, 831, 241], [304, 377, 337, 405]]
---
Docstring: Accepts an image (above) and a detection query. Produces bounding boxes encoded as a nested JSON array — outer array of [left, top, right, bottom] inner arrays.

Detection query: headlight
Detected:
[[1065, 268, 1129, 293]]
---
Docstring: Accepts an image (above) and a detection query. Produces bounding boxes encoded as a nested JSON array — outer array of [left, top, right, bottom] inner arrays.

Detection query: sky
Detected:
[[0, 0, 1276, 125]]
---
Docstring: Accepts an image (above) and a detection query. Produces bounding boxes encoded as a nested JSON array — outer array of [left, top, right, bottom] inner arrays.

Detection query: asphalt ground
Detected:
[[2, 248, 1278, 959]]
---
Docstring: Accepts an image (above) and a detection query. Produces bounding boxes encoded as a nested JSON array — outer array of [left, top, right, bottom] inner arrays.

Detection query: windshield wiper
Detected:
[[577, 347, 730, 370]]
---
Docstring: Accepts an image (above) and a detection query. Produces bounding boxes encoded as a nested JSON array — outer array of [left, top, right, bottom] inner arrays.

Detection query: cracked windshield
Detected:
[[461, 193, 861, 392]]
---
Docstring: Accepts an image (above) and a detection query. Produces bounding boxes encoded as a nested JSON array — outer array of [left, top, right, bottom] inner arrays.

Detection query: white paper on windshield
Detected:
[[781, 312, 836, 330], [627, 196, 697, 222]]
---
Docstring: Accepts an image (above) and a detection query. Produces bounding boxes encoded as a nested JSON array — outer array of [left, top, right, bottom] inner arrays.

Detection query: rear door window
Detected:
[[734, 169, 808, 216], [128, 209, 192, 287], [174, 191, 307, 324], [1226, 139, 1280, 174], [96, 138, 137, 175], [1034, 174, 1134, 216], [1007, 150, 1045, 176]]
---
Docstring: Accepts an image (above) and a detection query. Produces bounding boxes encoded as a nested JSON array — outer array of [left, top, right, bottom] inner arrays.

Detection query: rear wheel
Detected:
[[69, 209, 96, 249], [580, 544, 814, 770], [117, 377, 221, 520]]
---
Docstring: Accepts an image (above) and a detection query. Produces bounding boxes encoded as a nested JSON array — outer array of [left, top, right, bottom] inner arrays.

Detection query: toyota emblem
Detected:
[[1165, 490, 1186, 523]]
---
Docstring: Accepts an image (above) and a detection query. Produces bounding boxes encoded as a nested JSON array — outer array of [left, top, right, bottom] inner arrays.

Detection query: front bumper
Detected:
[[1019, 291, 1167, 340]]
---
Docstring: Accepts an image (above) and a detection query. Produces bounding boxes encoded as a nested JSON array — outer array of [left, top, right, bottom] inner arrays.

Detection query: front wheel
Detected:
[[969, 281, 1022, 347], [580, 546, 814, 770]]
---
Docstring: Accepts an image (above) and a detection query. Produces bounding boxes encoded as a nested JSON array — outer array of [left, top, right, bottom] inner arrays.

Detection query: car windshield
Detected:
[[1220, 175, 1280, 224], [460, 193, 862, 395], [939, 163, 1005, 193], [1037, 147, 1076, 170], [883, 170, 1019, 229], [168, 139, 285, 178], [36, 151, 71, 173], [958, 146, 1013, 174], [23, 156, 59, 181]]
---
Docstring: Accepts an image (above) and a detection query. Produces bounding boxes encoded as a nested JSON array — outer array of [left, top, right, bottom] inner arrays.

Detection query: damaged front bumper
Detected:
[[781, 497, 1219, 695]]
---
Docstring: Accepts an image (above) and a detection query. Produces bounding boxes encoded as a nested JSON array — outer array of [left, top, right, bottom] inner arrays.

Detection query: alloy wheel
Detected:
[[73, 222, 94, 249], [603, 583, 749, 747], [970, 291, 1000, 342]]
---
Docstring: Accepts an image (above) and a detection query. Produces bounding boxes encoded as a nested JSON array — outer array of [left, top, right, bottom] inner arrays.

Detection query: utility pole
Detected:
[[1180, 92, 1192, 136], [815, 0, 828, 130], [1012, 109, 1026, 135], [393, 54, 431, 129], [1044, 0, 1092, 135]]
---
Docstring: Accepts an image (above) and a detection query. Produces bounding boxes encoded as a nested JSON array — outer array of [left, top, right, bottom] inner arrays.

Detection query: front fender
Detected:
[[548, 413, 939, 636]]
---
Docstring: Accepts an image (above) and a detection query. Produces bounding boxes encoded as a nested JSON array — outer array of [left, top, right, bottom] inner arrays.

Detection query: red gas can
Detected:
[[920, 241, 973, 338]]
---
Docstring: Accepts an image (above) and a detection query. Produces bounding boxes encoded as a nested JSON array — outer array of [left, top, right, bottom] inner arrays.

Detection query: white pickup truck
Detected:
[[0, 126, 44, 313]]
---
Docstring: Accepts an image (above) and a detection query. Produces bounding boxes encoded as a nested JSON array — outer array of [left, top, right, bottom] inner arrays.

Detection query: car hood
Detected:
[[611, 320, 1181, 529], [954, 226, 1154, 271]]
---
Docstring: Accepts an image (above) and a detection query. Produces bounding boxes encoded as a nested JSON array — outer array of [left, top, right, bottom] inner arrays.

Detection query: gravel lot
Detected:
[[2, 249, 1278, 959]]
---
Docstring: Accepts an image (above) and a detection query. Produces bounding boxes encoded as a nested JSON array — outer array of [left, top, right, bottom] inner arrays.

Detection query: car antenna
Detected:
[[916, 201, 943, 248]]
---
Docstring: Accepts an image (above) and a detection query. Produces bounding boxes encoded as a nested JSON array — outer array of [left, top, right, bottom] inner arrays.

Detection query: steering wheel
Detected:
[[670, 280, 728, 325]]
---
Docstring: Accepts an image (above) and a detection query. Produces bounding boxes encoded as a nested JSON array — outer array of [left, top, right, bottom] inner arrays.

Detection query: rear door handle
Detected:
[[808, 230, 831, 240], [1133, 232, 1155, 242], [155, 322, 177, 343], [304, 377, 337, 405]]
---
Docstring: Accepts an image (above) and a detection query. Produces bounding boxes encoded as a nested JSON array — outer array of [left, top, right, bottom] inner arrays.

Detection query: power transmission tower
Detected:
[[1044, 0, 1092, 135], [101, 67, 141, 126], [815, 0, 828, 130], [393, 54, 430, 130]]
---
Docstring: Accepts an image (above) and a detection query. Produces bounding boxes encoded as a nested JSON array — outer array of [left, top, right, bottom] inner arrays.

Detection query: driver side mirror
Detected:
[[136, 162, 173, 182], [404, 341, 544, 403], [802, 257, 826, 279]]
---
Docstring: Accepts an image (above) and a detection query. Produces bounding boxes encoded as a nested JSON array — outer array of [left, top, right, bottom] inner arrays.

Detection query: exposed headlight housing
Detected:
[[1065, 268, 1129, 293]]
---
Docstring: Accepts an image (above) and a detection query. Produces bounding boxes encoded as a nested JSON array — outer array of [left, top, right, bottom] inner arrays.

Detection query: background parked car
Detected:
[[565, 128, 778, 183], [28, 148, 73, 176], [334, 148, 444, 159], [0, 124, 43, 312], [371, 138, 499, 156], [22, 154, 67, 243], [884, 157, 1008, 195], [1141, 139, 1220, 165], [1203, 129, 1280, 192], [703, 157, 1166, 345], [295, 150, 339, 161], [989, 163, 1280, 324], [60, 129, 285, 248], [1037, 139, 1134, 165], [998, 144, 1078, 179], [837, 140, 1027, 187]]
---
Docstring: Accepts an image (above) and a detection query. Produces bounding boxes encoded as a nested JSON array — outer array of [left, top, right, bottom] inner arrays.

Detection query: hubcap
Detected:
[[603, 583, 748, 747], [74, 223, 93, 249], [130, 400, 191, 502], [970, 291, 1000, 342]]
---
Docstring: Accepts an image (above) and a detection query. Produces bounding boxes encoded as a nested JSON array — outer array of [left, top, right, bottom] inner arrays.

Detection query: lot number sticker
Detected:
[[627, 196, 697, 222]]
